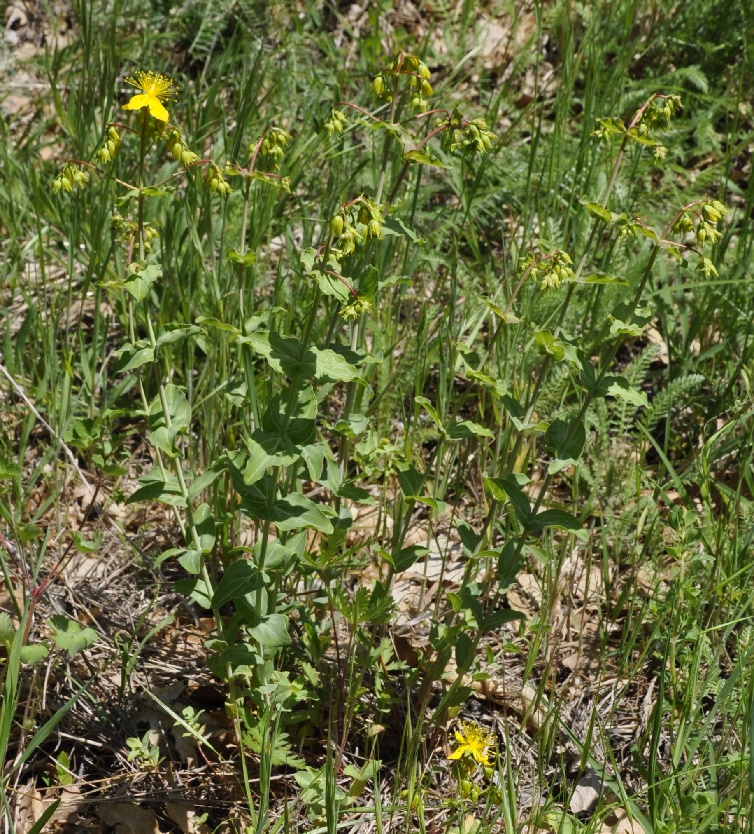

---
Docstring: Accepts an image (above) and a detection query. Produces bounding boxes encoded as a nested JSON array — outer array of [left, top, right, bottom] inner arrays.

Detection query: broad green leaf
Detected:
[[404, 148, 451, 168], [603, 376, 649, 408], [124, 261, 162, 302], [249, 613, 291, 647], [528, 509, 588, 541], [609, 302, 652, 337], [447, 420, 494, 440], [485, 476, 531, 525], [127, 473, 185, 507], [261, 385, 317, 447], [544, 416, 586, 461], [113, 341, 154, 373], [196, 316, 241, 336], [193, 503, 216, 552], [313, 347, 363, 383], [482, 297, 520, 323], [156, 325, 202, 347], [382, 216, 422, 243], [212, 560, 267, 608], [385, 545, 428, 573], [140, 185, 173, 197], [49, 615, 98, 657], [20, 643, 49, 665], [397, 464, 423, 500], [455, 632, 474, 671], [178, 549, 201, 574], [582, 202, 614, 222], [415, 396, 446, 435]]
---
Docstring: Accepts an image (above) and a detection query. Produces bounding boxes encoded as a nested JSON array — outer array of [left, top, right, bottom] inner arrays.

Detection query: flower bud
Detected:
[[358, 205, 370, 225], [368, 218, 381, 238], [330, 215, 344, 236], [372, 75, 385, 96]]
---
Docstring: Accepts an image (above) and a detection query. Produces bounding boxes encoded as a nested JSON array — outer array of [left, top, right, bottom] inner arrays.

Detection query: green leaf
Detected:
[[20, 643, 49, 665], [582, 201, 614, 222], [544, 416, 586, 461], [126, 472, 185, 507], [196, 316, 242, 336], [49, 615, 98, 657], [482, 297, 520, 324], [481, 608, 526, 633], [156, 325, 202, 347], [455, 632, 474, 671], [178, 549, 201, 574], [300, 249, 352, 302], [140, 185, 173, 197], [534, 329, 564, 360], [262, 385, 317, 447], [404, 148, 452, 168], [124, 261, 162, 302], [528, 509, 588, 541], [212, 560, 267, 608], [226, 249, 257, 266], [485, 476, 531, 525], [235, 474, 334, 534], [312, 346, 363, 383], [113, 341, 154, 373], [0, 456, 21, 479], [447, 420, 494, 440], [397, 464, 423, 500], [609, 302, 652, 337], [602, 376, 649, 408], [382, 216, 422, 243], [386, 545, 428, 574], [249, 613, 291, 647], [188, 460, 226, 501], [577, 272, 628, 286], [193, 503, 216, 552], [415, 396, 446, 436]]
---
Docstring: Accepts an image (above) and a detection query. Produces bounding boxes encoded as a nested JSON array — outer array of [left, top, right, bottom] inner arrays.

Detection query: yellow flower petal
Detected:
[[123, 93, 152, 112], [448, 748, 465, 760], [147, 97, 169, 122]]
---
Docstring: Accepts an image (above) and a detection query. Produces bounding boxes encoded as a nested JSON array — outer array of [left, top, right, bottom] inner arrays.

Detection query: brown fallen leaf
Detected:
[[98, 800, 163, 834], [166, 800, 212, 834]]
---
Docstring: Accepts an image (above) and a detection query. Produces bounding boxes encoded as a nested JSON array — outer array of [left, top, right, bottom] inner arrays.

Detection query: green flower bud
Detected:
[[372, 75, 385, 97], [330, 215, 344, 236], [368, 218, 381, 238], [358, 205, 370, 225]]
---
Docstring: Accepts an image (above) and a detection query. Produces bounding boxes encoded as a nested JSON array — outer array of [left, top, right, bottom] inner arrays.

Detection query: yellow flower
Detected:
[[122, 71, 174, 122], [448, 721, 496, 766]]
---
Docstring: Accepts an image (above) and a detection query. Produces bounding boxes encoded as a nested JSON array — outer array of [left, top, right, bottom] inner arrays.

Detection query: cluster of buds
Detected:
[[372, 53, 432, 110], [324, 108, 348, 136], [165, 129, 199, 167], [95, 127, 122, 164], [330, 197, 384, 256], [441, 107, 497, 157], [52, 164, 89, 195], [207, 163, 232, 196], [520, 249, 575, 291], [672, 199, 727, 246], [641, 94, 683, 133], [256, 127, 292, 172], [111, 215, 160, 252], [341, 298, 373, 320]]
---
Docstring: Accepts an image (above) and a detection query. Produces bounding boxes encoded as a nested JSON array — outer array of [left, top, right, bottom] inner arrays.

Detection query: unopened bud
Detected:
[[330, 215, 344, 236]]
